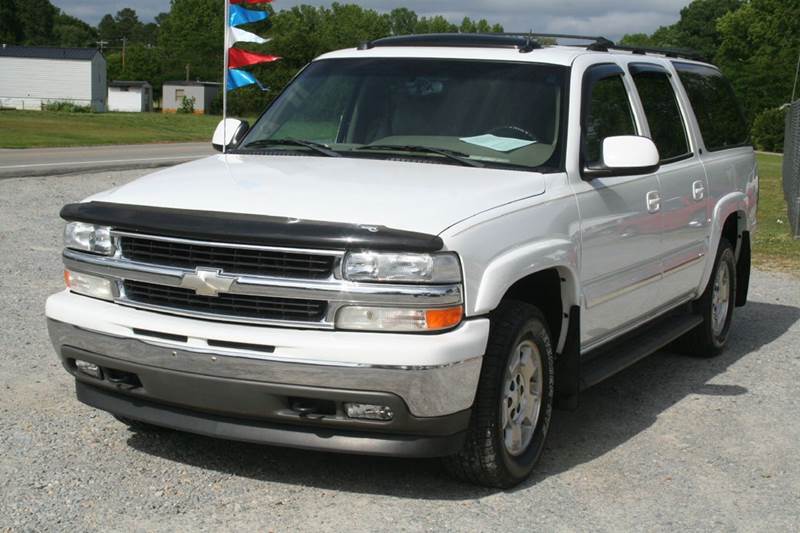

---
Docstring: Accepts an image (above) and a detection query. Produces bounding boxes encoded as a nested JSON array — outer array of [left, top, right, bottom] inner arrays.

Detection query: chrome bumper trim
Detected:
[[48, 319, 482, 417]]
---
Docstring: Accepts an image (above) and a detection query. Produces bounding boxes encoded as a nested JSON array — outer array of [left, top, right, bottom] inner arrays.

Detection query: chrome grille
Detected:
[[123, 280, 327, 323], [119, 235, 335, 279]]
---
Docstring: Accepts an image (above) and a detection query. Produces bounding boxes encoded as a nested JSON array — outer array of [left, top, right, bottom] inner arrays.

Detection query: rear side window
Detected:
[[673, 62, 749, 152], [583, 71, 636, 165], [629, 64, 691, 162]]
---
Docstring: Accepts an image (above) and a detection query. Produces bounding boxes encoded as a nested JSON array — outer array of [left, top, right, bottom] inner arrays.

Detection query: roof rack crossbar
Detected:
[[359, 33, 542, 53]]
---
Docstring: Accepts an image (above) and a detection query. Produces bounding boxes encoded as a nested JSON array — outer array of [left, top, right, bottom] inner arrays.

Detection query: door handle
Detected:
[[692, 180, 706, 201], [646, 191, 661, 214]]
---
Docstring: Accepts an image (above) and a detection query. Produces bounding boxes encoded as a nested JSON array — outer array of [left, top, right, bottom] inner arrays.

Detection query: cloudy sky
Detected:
[[51, 0, 691, 41]]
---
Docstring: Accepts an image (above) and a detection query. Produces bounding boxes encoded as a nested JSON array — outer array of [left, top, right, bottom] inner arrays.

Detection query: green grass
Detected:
[[754, 153, 800, 273], [0, 110, 224, 148]]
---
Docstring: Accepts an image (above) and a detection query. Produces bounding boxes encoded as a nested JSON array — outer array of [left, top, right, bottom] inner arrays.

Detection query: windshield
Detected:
[[239, 58, 568, 171]]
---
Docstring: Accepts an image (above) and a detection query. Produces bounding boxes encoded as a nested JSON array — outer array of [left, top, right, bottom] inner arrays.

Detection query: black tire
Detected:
[[679, 238, 737, 357], [443, 300, 555, 488]]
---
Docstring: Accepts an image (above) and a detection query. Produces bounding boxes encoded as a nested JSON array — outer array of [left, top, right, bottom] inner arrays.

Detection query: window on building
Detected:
[[175, 89, 185, 100]]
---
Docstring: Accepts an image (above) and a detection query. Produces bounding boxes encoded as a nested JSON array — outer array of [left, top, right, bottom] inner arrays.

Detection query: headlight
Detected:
[[64, 222, 114, 255], [343, 252, 461, 283], [335, 305, 463, 332], [64, 270, 115, 301]]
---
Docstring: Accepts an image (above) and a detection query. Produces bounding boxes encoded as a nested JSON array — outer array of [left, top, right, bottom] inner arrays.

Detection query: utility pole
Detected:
[[121, 37, 127, 71], [792, 47, 800, 103], [185, 64, 191, 81], [96, 40, 109, 53]]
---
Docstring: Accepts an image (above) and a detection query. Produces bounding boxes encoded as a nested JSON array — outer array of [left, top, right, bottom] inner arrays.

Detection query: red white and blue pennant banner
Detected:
[[226, 0, 279, 91]]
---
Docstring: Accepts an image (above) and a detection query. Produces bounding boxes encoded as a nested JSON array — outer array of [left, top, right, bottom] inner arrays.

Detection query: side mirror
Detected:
[[212, 118, 250, 152], [583, 135, 660, 179]]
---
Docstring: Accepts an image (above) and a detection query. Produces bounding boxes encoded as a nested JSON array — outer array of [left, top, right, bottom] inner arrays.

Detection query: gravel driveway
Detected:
[[1, 170, 799, 532]]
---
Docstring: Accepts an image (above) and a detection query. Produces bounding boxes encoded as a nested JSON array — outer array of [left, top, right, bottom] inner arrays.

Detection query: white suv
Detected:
[[47, 34, 758, 488]]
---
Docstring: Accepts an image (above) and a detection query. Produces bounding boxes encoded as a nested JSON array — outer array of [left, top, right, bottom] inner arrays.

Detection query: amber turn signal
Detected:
[[425, 306, 464, 330]]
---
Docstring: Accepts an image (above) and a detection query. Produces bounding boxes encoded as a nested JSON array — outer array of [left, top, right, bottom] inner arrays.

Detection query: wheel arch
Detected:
[[698, 192, 751, 297], [471, 239, 580, 355]]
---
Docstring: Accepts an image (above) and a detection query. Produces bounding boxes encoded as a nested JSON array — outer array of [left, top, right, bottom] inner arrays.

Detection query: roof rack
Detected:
[[358, 32, 708, 63], [606, 44, 708, 63], [359, 33, 541, 53]]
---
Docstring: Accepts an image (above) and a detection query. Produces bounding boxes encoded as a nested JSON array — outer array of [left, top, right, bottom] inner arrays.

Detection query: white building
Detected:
[[0, 45, 107, 112], [162, 81, 221, 114], [108, 81, 153, 112]]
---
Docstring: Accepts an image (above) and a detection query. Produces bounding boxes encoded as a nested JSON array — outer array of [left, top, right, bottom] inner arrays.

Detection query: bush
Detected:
[[41, 101, 92, 113], [177, 96, 196, 114], [751, 107, 786, 153]]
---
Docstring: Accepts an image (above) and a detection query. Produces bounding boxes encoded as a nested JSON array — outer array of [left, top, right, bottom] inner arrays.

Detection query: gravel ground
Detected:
[[1, 170, 799, 532]]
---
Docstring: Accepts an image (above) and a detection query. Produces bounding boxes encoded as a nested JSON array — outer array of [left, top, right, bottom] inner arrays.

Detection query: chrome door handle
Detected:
[[646, 191, 661, 214], [692, 180, 706, 201]]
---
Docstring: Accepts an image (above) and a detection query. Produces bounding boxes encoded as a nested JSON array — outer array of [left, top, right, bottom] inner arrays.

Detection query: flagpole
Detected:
[[222, 0, 230, 154]]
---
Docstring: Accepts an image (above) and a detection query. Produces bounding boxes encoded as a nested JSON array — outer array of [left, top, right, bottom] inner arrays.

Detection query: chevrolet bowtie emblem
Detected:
[[179, 268, 235, 297]]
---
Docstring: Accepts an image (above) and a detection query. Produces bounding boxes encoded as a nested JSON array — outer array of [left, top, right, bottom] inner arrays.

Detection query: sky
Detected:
[[51, 0, 692, 41]]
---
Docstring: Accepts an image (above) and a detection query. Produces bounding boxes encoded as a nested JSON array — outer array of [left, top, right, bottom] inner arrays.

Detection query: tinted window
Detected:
[[630, 65, 691, 162], [673, 62, 749, 151], [583, 73, 636, 165]]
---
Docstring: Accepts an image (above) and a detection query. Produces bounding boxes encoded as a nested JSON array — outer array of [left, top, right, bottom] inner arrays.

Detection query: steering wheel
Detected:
[[488, 125, 538, 142]]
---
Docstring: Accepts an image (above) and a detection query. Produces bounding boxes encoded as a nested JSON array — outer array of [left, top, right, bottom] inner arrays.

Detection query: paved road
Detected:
[[1, 170, 799, 532], [0, 143, 214, 179]]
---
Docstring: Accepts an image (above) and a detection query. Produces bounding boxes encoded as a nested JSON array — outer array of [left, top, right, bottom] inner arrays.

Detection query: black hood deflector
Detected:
[[60, 202, 444, 252]]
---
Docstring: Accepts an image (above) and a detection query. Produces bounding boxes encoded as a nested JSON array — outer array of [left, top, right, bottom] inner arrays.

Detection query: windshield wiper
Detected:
[[355, 144, 484, 168], [240, 138, 342, 157]]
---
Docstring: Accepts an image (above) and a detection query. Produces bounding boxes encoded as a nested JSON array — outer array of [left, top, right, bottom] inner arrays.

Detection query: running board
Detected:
[[580, 313, 703, 390]]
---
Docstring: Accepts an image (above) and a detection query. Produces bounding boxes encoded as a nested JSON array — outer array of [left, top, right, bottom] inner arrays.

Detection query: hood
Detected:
[[87, 154, 546, 235]]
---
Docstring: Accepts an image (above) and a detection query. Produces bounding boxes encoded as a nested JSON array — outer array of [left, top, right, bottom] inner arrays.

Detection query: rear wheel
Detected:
[[444, 300, 554, 488], [680, 238, 737, 357]]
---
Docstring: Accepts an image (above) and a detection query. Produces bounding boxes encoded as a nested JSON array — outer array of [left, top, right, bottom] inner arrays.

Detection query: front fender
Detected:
[[473, 238, 580, 316]]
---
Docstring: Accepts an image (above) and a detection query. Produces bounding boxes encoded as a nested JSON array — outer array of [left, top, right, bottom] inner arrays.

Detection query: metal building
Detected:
[[108, 81, 153, 112], [162, 81, 221, 114], [0, 45, 107, 112]]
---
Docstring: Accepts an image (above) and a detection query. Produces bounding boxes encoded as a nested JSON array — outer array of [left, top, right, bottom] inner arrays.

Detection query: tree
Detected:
[[98, 8, 154, 46], [620, 0, 741, 60], [387, 8, 417, 36], [14, 0, 57, 45], [97, 14, 118, 42], [158, 0, 225, 83], [0, 0, 21, 44], [53, 11, 97, 47], [114, 8, 142, 40], [716, 0, 800, 118]]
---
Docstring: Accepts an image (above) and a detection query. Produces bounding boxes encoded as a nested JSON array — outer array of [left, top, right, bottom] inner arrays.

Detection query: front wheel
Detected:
[[443, 301, 555, 488]]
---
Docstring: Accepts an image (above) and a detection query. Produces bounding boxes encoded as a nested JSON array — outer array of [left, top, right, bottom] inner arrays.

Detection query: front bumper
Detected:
[[46, 292, 489, 457]]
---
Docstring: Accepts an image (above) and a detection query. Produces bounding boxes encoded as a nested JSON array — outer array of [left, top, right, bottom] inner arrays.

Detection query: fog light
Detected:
[[344, 403, 394, 421], [335, 305, 463, 332], [64, 270, 115, 301], [75, 359, 102, 379]]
